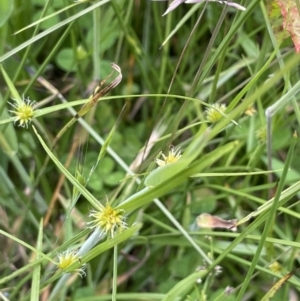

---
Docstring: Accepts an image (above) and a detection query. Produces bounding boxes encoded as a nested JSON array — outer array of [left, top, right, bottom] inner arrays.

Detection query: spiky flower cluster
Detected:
[[9, 96, 35, 128], [156, 147, 182, 167], [56, 250, 86, 277], [205, 103, 227, 123], [88, 203, 127, 238], [256, 126, 267, 144]]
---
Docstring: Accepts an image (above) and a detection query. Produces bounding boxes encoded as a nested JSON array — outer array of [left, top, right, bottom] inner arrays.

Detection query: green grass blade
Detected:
[[120, 141, 238, 212], [32, 125, 100, 209], [0, 64, 21, 103], [161, 270, 208, 301], [112, 245, 118, 301], [30, 219, 43, 301], [235, 133, 297, 300], [0, 0, 110, 63], [13, 2, 79, 35], [0, 229, 54, 265]]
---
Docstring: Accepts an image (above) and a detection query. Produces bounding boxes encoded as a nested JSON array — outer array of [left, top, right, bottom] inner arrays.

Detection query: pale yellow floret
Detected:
[[88, 203, 127, 238], [205, 103, 227, 123], [57, 250, 86, 277], [9, 96, 35, 128], [156, 147, 182, 167]]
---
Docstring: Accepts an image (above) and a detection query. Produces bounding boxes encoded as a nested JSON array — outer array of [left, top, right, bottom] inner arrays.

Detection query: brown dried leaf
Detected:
[[260, 268, 300, 301], [276, 0, 300, 52], [267, 0, 287, 41], [196, 213, 237, 231]]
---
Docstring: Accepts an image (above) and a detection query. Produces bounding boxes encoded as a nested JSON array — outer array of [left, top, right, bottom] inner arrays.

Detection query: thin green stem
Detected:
[[112, 245, 118, 301], [93, 7, 101, 80]]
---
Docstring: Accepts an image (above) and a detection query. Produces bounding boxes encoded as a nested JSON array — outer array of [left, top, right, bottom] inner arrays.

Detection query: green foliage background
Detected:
[[0, 0, 300, 300]]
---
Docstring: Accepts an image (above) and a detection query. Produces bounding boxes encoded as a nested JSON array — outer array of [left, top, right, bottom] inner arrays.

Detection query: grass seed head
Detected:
[[9, 96, 35, 128], [205, 103, 227, 123], [156, 147, 182, 167], [88, 203, 127, 238], [57, 250, 86, 277]]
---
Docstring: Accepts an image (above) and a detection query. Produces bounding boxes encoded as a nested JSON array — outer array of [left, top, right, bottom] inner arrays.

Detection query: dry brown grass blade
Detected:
[[261, 268, 300, 301]]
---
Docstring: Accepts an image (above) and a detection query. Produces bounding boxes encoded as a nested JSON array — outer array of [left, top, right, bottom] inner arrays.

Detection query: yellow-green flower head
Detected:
[[244, 104, 257, 116], [9, 96, 35, 128], [88, 203, 127, 238], [57, 250, 86, 277], [256, 126, 267, 144], [268, 261, 282, 274], [156, 147, 181, 167], [205, 103, 227, 123]]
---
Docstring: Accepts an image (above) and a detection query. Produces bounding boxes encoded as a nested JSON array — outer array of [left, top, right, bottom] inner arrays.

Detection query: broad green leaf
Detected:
[[103, 171, 125, 186], [145, 128, 210, 187], [144, 159, 189, 187], [55, 48, 76, 72], [120, 141, 237, 212]]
